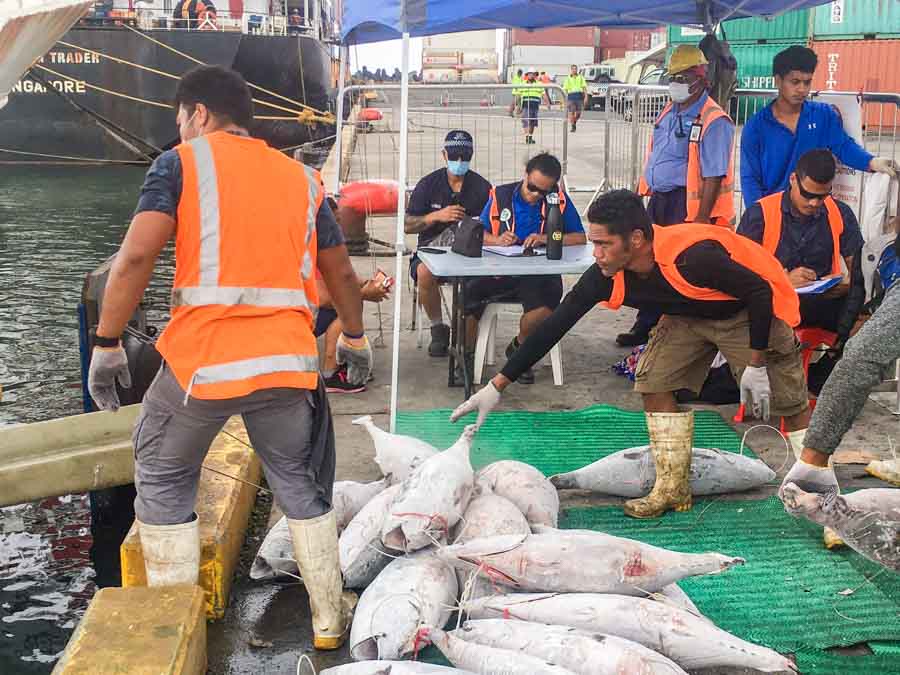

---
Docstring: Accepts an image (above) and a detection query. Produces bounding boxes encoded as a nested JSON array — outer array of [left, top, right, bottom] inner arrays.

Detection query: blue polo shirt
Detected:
[[740, 99, 873, 207], [478, 182, 584, 239], [643, 91, 735, 193]]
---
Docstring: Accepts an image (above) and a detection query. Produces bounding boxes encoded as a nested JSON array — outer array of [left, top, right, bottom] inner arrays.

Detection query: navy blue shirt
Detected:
[[737, 192, 863, 277], [407, 168, 492, 246], [135, 148, 345, 250], [479, 182, 584, 239]]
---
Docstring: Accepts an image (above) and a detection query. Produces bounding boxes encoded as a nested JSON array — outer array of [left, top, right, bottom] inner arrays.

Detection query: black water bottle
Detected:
[[545, 192, 563, 260]]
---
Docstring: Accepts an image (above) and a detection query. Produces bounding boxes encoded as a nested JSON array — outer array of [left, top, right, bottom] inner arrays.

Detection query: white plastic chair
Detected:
[[473, 302, 563, 386]]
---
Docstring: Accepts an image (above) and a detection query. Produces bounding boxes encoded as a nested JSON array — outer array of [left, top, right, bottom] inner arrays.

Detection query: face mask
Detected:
[[447, 160, 470, 176], [668, 81, 692, 103]]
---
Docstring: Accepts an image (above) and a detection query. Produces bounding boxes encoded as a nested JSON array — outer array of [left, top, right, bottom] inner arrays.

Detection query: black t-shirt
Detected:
[[407, 168, 491, 246], [501, 241, 779, 382]]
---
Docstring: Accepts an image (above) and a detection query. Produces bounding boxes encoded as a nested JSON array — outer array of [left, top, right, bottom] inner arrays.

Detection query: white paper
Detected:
[[797, 276, 843, 295], [483, 245, 546, 257]]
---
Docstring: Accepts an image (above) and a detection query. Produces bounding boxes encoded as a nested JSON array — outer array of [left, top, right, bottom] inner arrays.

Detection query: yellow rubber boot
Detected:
[[624, 410, 694, 519], [288, 510, 356, 650]]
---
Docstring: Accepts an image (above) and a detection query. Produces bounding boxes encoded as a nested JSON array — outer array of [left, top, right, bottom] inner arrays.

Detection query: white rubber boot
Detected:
[[786, 429, 806, 461], [288, 510, 356, 650], [787, 430, 845, 549], [138, 515, 200, 586], [624, 410, 694, 519]]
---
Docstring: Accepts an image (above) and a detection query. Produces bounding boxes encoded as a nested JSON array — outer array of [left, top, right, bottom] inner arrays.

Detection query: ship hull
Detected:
[[0, 26, 334, 163]]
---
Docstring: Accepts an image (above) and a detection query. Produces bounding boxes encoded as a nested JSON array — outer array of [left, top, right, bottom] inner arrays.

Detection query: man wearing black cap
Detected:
[[405, 130, 492, 356]]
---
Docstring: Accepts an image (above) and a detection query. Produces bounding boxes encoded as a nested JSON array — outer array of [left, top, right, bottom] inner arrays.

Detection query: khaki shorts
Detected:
[[634, 311, 808, 418]]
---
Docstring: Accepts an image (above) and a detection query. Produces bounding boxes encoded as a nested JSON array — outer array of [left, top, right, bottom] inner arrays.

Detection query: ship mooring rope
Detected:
[[0, 147, 146, 163]]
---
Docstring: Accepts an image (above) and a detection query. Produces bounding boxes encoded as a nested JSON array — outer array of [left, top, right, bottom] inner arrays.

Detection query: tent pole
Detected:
[[389, 30, 410, 433], [332, 43, 348, 196]]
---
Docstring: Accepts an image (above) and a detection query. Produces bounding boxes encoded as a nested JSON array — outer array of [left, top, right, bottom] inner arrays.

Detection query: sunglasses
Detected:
[[526, 181, 553, 197], [795, 176, 832, 201]]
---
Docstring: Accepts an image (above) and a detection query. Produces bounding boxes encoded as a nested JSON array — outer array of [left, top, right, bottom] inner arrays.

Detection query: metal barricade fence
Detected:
[[336, 83, 569, 195]]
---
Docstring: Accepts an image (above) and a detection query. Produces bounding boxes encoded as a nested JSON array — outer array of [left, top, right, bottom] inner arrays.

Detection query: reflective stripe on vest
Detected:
[[488, 182, 567, 236], [759, 191, 844, 277], [599, 224, 800, 327], [158, 131, 322, 399], [637, 97, 735, 226]]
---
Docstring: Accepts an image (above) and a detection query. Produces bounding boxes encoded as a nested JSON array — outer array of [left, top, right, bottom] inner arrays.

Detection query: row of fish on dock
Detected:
[[253, 416, 800, 674]]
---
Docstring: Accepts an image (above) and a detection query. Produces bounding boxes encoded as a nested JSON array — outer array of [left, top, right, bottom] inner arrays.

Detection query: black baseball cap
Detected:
[[444, 129, 474, 161]]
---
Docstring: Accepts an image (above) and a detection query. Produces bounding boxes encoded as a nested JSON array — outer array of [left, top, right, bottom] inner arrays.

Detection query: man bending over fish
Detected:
[[451, 189, 811, 519]]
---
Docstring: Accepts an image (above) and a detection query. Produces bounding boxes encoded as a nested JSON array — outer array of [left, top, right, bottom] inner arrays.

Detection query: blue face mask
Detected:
[[447, 160, 470, 176]]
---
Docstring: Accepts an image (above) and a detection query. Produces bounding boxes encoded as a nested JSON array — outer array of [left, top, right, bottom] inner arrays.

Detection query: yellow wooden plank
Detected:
[[120, 418, 261, 619]]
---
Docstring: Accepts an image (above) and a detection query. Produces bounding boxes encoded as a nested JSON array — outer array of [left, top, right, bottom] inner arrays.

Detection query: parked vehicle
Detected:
[[612, 68, 669, 121], [579, 64, 622, 110]]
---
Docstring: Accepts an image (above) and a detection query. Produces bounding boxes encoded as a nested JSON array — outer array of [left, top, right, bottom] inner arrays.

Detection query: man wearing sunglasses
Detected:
[[623, 44, 736, 348], [465, 152, 585, 384], [738, 149, 865, 351]]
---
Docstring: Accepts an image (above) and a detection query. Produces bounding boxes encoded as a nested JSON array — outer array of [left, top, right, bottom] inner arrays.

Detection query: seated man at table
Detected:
[[405, 130, 492, 357], [737, 148, 865, 346], [466, 152, 586, 384]]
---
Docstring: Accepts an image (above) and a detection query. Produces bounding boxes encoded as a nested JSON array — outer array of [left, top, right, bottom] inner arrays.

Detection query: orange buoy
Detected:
[[357, 108, 383, 122], [338, 180, 399, 215]]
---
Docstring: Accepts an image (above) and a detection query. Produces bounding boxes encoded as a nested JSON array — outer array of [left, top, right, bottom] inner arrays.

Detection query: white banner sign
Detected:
[[816, 92, 864, 219]]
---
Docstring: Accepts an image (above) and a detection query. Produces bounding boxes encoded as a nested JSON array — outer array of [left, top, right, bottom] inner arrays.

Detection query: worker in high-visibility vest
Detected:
[[508, 68, 523, 117], [562, 64, 588, 132], [519, 67, 544, 145], [87, 66, 371, 650]]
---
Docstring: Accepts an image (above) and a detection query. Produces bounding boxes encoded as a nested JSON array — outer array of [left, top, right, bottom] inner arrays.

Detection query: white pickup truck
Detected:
[[578, 63, 621, 111]]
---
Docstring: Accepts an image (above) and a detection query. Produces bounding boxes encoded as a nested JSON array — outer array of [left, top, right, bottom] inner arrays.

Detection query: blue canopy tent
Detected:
[[336, 0, 833, 430]]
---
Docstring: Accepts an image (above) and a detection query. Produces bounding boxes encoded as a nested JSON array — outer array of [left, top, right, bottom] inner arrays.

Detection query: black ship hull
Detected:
[[0, 26, 335, 163]]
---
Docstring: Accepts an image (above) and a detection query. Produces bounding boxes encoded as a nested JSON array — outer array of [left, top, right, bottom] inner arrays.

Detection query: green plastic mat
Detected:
[[794, 648, 900, 674], [396, 404, 760, 476]]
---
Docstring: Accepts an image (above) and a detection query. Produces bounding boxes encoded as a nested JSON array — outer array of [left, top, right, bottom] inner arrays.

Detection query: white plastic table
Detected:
[[416, 244, 595, 397]]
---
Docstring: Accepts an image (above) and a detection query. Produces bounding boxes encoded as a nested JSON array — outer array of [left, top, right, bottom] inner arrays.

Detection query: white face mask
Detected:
[[668, 81, 692, 103]]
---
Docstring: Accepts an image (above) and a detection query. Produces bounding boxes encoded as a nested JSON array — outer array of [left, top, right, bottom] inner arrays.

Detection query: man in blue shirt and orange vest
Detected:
[[451, 190, 811, 520], [465, 152, 585, 384], [87, 66, 371, 650], [620, 44, 735, 347], [740, 45, 896, 208]]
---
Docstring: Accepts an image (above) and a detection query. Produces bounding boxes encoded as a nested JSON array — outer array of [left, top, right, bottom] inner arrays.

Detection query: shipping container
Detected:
[[461, 50, 499, 67], [511, 45, 595, 67], [424, 30, 497, 51], [422, 50, 460, 66], [597, 47, 628, 62], [668, 8, 810, 44], [813, 0, 900, 39], [421, 68, 460, 84], [461, 69, 500, 84], [598, 28, 661, 51], [510, 27, 595, 47]]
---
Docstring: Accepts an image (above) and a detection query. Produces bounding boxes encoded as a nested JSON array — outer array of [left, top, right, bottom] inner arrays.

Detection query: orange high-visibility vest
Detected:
[[155, 131, 323, 400], [602, 223, 800, 327], [488, 182, 567, 236], [637, 96, 735, 226], [758, 191, 844, 277]]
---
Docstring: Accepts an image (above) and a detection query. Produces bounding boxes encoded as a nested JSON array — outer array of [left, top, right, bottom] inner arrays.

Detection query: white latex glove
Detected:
[[739, 365, 771, 421], [450, 382, 501, 428], [88, 345, 132, 412], [779, 458, 839, 501], [869, 157, 898, 178], [336, 333, 373, 385]]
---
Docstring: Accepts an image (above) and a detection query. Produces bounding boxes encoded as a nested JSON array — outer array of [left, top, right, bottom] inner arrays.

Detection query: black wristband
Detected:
[[94, 335, 121, 348], [343, 330, 365, 340]]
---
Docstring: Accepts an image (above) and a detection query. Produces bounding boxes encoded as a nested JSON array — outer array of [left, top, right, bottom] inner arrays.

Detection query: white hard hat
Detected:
[[526, 66, 538, 74]]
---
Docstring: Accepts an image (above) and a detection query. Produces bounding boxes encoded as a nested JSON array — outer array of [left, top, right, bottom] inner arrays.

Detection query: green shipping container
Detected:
[[813, 0, 900, 39], [667, 9, 810, 45]]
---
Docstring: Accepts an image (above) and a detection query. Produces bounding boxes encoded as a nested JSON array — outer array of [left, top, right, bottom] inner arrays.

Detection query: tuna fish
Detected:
[[461, 593, 796, 673], [428, 626, 577, 675], [781, 485, 900, 570], [474, 460, 559, 528], [454, 619, 687, 675], [382, 425, 476, 553], [340, 485, 403, 589], [550, 446, 775, 497], [352, 415, 439, 484], [321, 662, 476, 674], [438, 529, 744, 595], [453, 494, 531, 601], [656, 583, 705, 620], [250, 478, 390, 581], [350, 553, 458, 661]]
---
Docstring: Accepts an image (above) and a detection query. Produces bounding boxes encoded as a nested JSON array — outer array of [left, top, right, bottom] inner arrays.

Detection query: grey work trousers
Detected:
[[133, 364, 332, 525], [805, 283, 900, 455]]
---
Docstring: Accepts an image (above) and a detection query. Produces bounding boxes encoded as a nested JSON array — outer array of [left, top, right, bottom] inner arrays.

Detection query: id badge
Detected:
[[689, 123, 702, 143]]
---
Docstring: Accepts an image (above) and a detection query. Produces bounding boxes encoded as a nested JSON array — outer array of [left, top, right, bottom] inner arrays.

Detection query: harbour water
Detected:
[[0, 165, 169, 673]]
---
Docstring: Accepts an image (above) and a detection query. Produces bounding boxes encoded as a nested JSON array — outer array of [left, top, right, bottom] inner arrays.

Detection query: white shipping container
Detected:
[[461, 50, 498, 67], [424, 30, 496, 51], [510, 45, 595, 67], [421, 68, 460, 84], [423, 51, 460, 65], [461, 69, 500, 83]]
